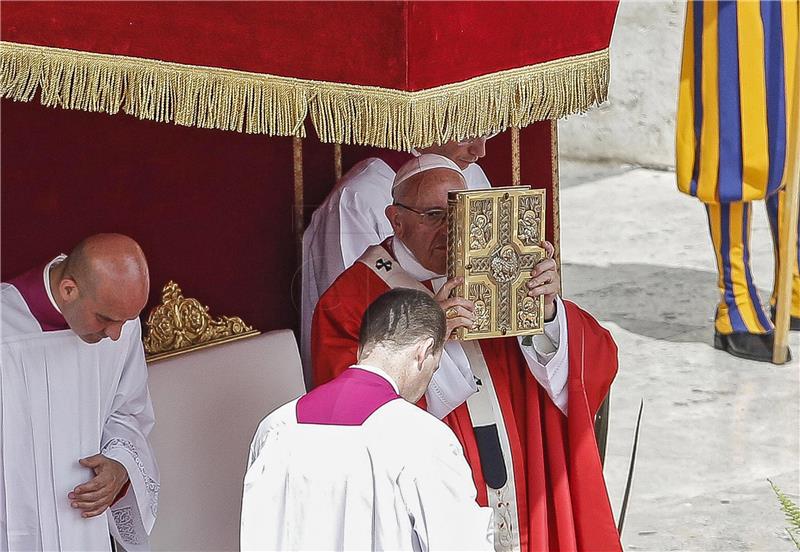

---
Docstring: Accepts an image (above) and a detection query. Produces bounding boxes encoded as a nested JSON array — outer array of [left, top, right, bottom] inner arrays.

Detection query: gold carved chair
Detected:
[[143, 282, 306, 551]]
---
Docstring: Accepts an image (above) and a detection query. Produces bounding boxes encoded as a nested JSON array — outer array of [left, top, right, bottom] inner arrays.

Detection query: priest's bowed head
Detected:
[[357, 287, 447, 403], [51, 233, 150, 343]]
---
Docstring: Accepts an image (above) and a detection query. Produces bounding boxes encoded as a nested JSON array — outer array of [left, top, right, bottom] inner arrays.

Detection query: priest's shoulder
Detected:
[[464, 162, 490, 184], [250, 399, 300, 453], [369, 399, 462, 452], [337, 157, 395, 195], [1, 282, 46, 339]]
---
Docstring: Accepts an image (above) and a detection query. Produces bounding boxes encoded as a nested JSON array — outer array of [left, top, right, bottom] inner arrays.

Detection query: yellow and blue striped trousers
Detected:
[[677, 0, 800, 334]]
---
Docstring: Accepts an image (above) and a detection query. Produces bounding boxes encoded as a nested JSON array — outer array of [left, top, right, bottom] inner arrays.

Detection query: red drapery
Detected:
[[2, 1, 617, 90], [1, 99, 556, 332], [1, 0, 600, 331]]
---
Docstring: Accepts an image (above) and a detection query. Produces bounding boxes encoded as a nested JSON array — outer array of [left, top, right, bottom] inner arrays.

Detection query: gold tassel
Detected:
[[0, 41, 609, 150]]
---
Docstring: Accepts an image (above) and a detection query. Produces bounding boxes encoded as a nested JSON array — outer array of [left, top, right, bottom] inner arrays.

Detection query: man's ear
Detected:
[[415, 337, 435, 368], [385, 205, 403, 236], [58, 277, 80, 304]]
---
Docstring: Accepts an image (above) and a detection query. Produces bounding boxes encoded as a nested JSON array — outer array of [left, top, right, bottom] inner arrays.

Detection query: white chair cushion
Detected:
[[146, 329, 306, 551]]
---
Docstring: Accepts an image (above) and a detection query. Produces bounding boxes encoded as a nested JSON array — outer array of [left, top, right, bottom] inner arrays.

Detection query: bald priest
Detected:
[[1, 234, 159, 551]]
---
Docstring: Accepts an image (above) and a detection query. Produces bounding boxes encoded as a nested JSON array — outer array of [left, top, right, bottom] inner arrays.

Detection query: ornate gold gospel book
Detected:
[[447, 186, 546, 340]]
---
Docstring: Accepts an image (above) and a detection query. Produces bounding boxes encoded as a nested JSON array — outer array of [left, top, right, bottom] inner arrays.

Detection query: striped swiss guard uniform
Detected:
[[676, 0, 799, 361]]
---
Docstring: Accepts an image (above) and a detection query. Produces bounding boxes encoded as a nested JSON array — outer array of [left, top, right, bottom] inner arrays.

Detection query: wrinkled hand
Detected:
[[526, 241, 560, 321], [69, 454, 129, 518], [435, 277, 475, 337]]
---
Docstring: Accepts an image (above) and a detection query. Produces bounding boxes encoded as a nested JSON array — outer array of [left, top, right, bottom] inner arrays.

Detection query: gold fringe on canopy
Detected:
[[0, 40, 609, 150]]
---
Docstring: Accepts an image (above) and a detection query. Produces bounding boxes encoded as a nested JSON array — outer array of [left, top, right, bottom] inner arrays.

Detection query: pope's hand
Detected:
[[69, 454, 129, 518], [526, 241, 560, 321], [435, 277, 475, 337]]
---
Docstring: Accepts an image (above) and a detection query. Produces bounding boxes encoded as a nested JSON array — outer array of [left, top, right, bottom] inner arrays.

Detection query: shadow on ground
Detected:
[[558, 159, 635, 189], [562, 262, 775, 345]]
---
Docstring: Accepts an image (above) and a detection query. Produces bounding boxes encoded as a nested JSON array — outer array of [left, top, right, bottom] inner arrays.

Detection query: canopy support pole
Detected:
[[511, 127, 521, 185], [293, 137, 304, 268], [773, 32, 800, 364], [333, 143, 343, 182], [551, 120, 562, 275]]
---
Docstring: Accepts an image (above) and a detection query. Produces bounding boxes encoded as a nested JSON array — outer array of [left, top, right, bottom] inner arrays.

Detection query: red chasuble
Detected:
[[312, 246, 621, 552]]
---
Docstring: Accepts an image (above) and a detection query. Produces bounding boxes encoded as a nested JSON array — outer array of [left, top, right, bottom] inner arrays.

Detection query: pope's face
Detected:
[[387, 169, 466, 274], [419, 138, 488, 170]]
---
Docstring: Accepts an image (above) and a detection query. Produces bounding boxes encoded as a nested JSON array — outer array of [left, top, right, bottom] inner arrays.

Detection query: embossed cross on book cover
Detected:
[[447, 186, 546, 340]]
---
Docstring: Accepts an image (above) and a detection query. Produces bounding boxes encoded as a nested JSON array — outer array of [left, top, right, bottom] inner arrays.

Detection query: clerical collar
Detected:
[[392, 237, 442, 282], [351, 364, 400, 394], [6, 255, 69, 332], [44, 254, 66, 314]]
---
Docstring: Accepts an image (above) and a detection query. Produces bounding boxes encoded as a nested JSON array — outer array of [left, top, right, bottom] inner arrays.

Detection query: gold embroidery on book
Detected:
[[448, 186, 546, 340]]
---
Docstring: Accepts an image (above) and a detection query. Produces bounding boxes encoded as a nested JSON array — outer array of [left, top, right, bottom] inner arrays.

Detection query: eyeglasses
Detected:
[[394, 203, 447, 226], [456, 131, 500, 147]]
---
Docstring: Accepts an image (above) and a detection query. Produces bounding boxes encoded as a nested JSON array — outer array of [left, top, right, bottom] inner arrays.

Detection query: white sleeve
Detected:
[[424, 342, 478, 419], [301, 189, 375, 372], [338, 188, 391, 267], [241, 419, 279, 551], [464, 163, 492, 190], [517, 296, 569, 414], [300, 223, 324, 373], [399, 430, 494, 551], [241, 405, 298, 551], [100, 320, 160, 550]]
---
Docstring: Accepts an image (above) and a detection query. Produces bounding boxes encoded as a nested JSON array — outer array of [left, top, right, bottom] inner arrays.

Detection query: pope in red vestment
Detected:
[[312, 154, 621, 551]]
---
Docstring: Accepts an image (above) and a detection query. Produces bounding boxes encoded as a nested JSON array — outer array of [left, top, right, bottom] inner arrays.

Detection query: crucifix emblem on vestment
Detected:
[[375, 258, 393, 271]]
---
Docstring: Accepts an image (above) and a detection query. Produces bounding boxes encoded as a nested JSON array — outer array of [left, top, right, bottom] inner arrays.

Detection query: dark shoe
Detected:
[[713, 331, 793, 363], [769, 306, 800, 331]]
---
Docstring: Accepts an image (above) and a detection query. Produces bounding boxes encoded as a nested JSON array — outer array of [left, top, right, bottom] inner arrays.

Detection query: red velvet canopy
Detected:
[[2, 1, 616, 89], [1, 1, 618, 149], [0, 1, 618, 337]]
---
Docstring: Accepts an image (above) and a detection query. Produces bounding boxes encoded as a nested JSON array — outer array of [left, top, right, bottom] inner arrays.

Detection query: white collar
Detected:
[[43, 254, 67, 314], [351, 363, 400, 394], [392, 237, 442, 282]]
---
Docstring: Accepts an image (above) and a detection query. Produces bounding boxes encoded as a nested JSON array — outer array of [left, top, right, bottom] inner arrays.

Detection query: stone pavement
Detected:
[[559, 163, 800, 551]]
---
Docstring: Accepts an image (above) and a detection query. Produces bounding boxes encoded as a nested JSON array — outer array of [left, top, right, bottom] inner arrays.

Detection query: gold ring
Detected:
[[446, 307, 459, 319]]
